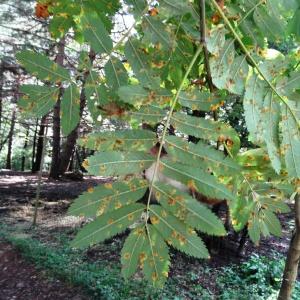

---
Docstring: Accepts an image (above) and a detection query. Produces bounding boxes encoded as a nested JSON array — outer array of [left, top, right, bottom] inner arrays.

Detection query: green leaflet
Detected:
[[158, 0, 193, 18], [209, 31, 249, 95], [68, 179, 148, 217], [78, 51, 92, 71], [281, 102, 300, 178], [260, 197, 291, 214], [262, 210, 282, 237], [130, 104, 166, 125], [248, 215, 261, 245], [121, 226, 147, 279], [206, 25, 226, 55], [160, 160, 235, 202], [211, 42, 249, 95], [81, 13, 113, 54], [85, 71, 100, 101], [118, 85, 172, 107], [231, 197, 254, 232], [61, 84, 81, 136], [16, 50, 70, 82], [170, 112, 240, 154], [209, 39, 235, 90], [124, 0, 148, 18], [207, 28, 249, 95], [18, 85, 59, 117], [143, 225, 170, 287], [124, 38, 158, 89], [277, 70, 300, 98], [163, 158, 235, 200], [253, 1, 286, 42], [237, 148, 271, 169], [84, 151, 154, 176], [71, 203, 145, 249], [165, 136, 241, 175], [83, 0, 121, 16], [153, 183, 226, 236], [85, 75, 117, 121], [49, 16, 75, 39], [79, 130, 157, 152], [261, 91, 281, 174], [178, 90, 223, 111], [121, 224, 170, 287], [288, 9, 300, 41], [239, 19, 264, 47], [105, 56, 129, 89], [142, 16, 173, 50], [244, 74, 267, 143], [149, 205, 209, 259], [118, 85, 149, 106], [226, 55, 249, 95], [243, 190, 285, 245], [259, 56, 287, 82]]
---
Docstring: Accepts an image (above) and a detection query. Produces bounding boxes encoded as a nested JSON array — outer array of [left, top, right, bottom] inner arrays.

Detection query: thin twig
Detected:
[[199, 0, 214, 94], [32, 123, 48, 227]]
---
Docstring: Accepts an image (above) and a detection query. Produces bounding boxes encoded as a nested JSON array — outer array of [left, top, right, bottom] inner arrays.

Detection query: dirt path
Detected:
[[0, 243, 89, 300]]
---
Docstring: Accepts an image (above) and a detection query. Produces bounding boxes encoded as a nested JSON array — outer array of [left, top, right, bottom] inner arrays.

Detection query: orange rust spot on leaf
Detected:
[[139, 252, 147, 264], [150, 215, 160, 224], [168, 197, 176, 206], [152, 272, 158, 281], [82, 159, 89, 169], [87, 187, 94, 193], [35, 2, 50, 19], [128, 213, 134, 221], [123, 252, 131, 260], [104, 183, 113, 189], [149, 7, 159, 16]]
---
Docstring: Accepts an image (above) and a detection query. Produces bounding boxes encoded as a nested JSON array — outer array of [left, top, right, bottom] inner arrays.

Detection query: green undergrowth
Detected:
[[0, 224, 212, 300], [0, 223, 299, 300], [216, 253, 300, 300]]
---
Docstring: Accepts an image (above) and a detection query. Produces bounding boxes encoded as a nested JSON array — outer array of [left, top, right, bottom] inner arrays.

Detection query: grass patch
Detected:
[[0, 224, 211, 300], [1, 223, 299, 299]]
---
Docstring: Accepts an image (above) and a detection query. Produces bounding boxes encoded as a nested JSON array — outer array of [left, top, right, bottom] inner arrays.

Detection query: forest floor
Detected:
[[0, 171, 296, 300]]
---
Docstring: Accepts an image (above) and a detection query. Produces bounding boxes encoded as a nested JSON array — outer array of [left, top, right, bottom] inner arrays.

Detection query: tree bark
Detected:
[[49, 38, 65, 179], [32, 115, 47, 173], [31, 119, 38, 172], [32, 124, 48, 227], [5, 107, 16, 169], [0, 60, 4, 133], [49, 98, 61, 179], [21, 127, 30, 171], [58, 50, 95, 175], [58, 86, 86, 174], [278, 193, 300, 300]]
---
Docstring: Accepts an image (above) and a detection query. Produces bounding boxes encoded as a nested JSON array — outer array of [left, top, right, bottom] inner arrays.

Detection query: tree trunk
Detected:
[[21, 127, 30, 171], [49, 98, 61, 179], [32, 115, 47, 173], [58, 50, 95, 176], [49, 38, 65, 179], [0, 61, 4, 133], [58, 86, 86, 174], [31, 119, 38, 172], [5, 108, 16, 169], [67, 149, 75, 172], [278, 193, 300, 300], [59, 127, 79, 174]]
